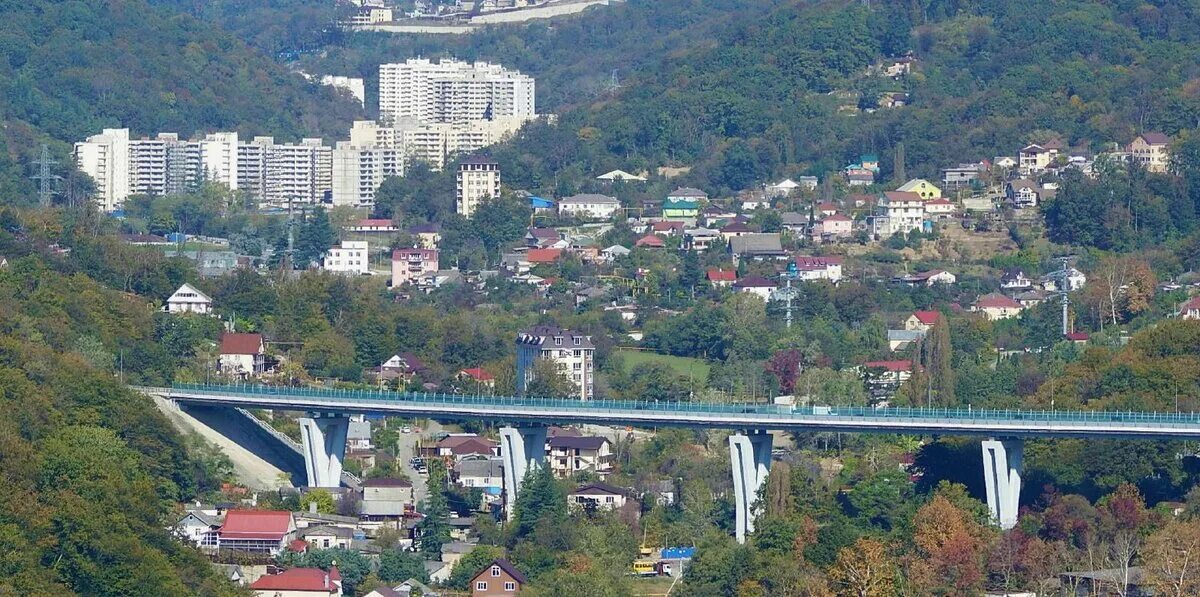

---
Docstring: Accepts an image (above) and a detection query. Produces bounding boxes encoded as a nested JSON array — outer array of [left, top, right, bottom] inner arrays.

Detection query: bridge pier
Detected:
[[982, 438, 1023, 530], [729, 431, 772, 544], [500, 425, 547, 521], [299, 414, 350, 488]]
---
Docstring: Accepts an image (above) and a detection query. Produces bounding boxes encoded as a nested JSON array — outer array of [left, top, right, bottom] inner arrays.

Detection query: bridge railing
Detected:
[[170, 382, 1200, 427]]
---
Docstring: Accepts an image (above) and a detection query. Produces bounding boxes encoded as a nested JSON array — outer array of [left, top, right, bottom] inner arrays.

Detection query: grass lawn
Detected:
[[616, 348, 711, 381]]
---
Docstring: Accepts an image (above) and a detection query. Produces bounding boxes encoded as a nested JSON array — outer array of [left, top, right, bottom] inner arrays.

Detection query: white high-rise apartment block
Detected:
[[235, 137, 332, 206], [74, 128, 131, 212], [515, 325, 595, 400], [456, 155, 500, 217], [323, 241, 370, 275], [332, 142, 405, 207], [378, 59, 536, 125], [194, 132, 240, 191], [320, 75, 367, 108]]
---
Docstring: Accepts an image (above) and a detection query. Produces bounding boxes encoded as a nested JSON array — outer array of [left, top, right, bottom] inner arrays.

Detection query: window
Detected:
[[491, 566, 501, 577], [554, 337, 562, 346], [573, 337, 580, 346], [505, 582, 516, 591], [477, 581, 488, 591], [606, 496, 614, 503]]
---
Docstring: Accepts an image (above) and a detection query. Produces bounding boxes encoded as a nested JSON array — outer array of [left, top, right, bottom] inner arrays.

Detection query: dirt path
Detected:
[[153, 397, 290, 490]]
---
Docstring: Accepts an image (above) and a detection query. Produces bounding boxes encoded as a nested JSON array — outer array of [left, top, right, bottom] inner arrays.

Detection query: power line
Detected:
[[31, 145, 61, 208]]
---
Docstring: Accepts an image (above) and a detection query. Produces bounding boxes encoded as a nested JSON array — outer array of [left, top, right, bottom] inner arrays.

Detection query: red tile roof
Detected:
[[289, 539, 309, 552], [912, 310, 940, 325], [975, 293, 1022, 309], [219, 333, 264, 356], [794, 256, 843, 269], [1181, 295, 1200, 312], [526, 248, 563, 263], [863, 360, 913, 372], [635, 234, 666, 248], [824, 213, 852, 222], [883, 191, 923, 202], [219, 510, 292, 540], [734, 275, 777, 288], [651, 221, 685, 232], [1065, 332, 1090, 341], [925, 198, 953, 205], [250, 567, 338, 592], [460, 367, 495, 382], [707, 269, 737, 282]]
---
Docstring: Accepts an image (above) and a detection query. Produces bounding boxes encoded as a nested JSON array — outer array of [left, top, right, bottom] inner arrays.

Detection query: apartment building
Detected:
[[322, 241, 370, 275], [331, 143, 405, 207], [1130, 132, 1170, 173], [515, 325, 595, 400], [74, 128, 131, 212], [320, 75, 366, 108], [378, 59, 536, 125], [872, 191, 926, 237], [457, 156, 501, 217], [391, 248, 439, 288], [259, 138, 332, 206]]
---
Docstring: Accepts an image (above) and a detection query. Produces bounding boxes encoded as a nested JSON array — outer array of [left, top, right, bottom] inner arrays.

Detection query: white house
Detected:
[[1180, 296, 1200, 320], [176, 509, 221, 548], [600, 245, 631, 262], [557, 193, 620, 220], [323, 241, 370, 275], [972, 293, 1025, 320], [733, 276, 778, 301], [899, 270, 956, 287], [923, 198, 955, 219], [568, 482, 632, 512], [218, 333, 266, 376], [546, 435, 613, 478], [793, 256, 843, 283], [166, 283, 213, 315], [873, 191, 925, 237]]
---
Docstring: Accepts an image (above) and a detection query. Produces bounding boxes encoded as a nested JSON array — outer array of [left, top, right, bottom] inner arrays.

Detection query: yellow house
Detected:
[[896, 178, 942, 200]]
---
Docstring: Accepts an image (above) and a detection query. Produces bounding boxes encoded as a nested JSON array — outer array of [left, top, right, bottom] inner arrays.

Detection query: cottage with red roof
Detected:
[[905, 310, 941, 332], [459, 367, 496, 388], [635, 234, 666, 249], [650, 220, 686, 236], [217, 510, 296, 554], [250, 566, 341, 596], [436, 435, 500, 460], [924, 198, 955, 219], [972, 293, 1025, 320], [471, 559, 527, 596], [1179, 295, 1200, 320], [793, 256, 844, 282], [707, 269, 737, 288], [526, 248, 563, 264], [218, 333, 265, 376]]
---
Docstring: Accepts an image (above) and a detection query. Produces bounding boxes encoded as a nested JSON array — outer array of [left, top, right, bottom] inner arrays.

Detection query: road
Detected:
[[392, 419, 446, 507]]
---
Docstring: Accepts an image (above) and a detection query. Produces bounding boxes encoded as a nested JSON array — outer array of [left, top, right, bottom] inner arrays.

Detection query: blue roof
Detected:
[[529, 196, 555, 209], [662, 547, 696, 559], [483, 487, 502, 495]]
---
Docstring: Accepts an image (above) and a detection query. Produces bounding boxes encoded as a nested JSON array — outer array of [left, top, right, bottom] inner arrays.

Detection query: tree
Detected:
[[512, 465, 566, 539], [766, 350, 803, 395], [892, 142, 906, 183], [829, 538, 897, 597], [1080, 255, 1156, 328], [417, 459, 451, 557], [1142, 519, 1200, 597], [300, 489, 336, 514], [379, 547, 430, 584], [294, 207, 336, 268], [908, 495, 988, 595], [524, 358, 579, 398]]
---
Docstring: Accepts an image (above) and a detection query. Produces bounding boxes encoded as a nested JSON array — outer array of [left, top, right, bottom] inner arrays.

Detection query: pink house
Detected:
[[391, 248, 439, 288], [818, 214, 853, 239]]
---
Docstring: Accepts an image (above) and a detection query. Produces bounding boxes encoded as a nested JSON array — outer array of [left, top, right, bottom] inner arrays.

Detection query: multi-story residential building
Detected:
[[941, 162, 986, 190], [193, 132, 240, 191], [457, 156, 501, 217], [391, 248, 439, 288], [557, 193, 619, 220], [323, 241, 370, 275], [1130, 132, 1170, 173], [260, 138, 332, 206], [516, 325, 595, 400], [331, 142, 405, 207], [1018, 142, 1060, 175], [895, 178, 942, 199], [872, 191, 926, 237], [378, 59, 536, 125], [793, 256, 844, 282], [75, 128, 132, 212], [320, 75, 366, 108]]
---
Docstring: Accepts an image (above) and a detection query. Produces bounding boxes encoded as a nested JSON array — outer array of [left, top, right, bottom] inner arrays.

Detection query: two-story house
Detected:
[[166, 283, 213, 315], [218, 333, 266, 377], [546, 436, 613, 478], [872, 191, 925, 237]]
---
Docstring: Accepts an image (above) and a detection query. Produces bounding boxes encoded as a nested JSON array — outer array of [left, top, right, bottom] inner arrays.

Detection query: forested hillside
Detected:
[[305, 0, 1200, 195], [0, 0, 361, 203]]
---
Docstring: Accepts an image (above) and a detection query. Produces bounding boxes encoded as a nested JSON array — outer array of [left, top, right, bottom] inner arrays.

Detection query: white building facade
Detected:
[[516, 326, 595, 400], [323, 241, 370, 275], [457, 156, 501, 217], [378, 59, 536, 125]]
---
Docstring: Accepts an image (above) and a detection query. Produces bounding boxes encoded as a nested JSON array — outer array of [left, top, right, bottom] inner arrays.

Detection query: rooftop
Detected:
[[219, 333, 263, 355]]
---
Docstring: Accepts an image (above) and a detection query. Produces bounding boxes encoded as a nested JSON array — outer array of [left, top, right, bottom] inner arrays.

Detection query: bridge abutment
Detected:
[[299, 414, 350, 488], [729, 431, 772, 544], [982, 438, 1023, 530], [500, 425, 547, 521]]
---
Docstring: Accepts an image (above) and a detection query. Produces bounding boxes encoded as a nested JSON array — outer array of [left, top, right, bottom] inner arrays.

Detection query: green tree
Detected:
[[418, 459, 452, 557], [512, 465, 566, 539], [447, 545, 506, 590], [294, 207, 336, 267], [378, 547, 430, 583]]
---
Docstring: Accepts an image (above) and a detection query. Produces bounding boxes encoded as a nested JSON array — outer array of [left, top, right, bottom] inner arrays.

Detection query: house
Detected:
[[515, 325, 596, 400], [1065, 332, 1090, 345], [845, 169, 875, 186], [816, 214, 853, 240], [1005, 179, 1040, 209], [1014, 289, 1049, 307], [707, 269, 737, 287], [408, 223, 442, 249], [599, 245, 631, 262], [470, 559, 527, 596], [500, 253, 531, 274], [596, 169, 646, 182], [905, 311, 941, 332], [217, 510, 296, 555], [454, 456, 504, 506], [166, 283, 213, 315], [299, 525, 355, 550], [546, 436, 613, 478], [719, 221, 754, 240], [1041, 267, 1086, 292], [792, 256, 844, 283], [860, 360, 915, 402], [347, 219, 399, 233], [392, 248, 439, 288], [366, 579, 441, 597], [436, 435, 500, 460], [993, 156, 1018, 170], [1130, 132, 1170, 173], [458, 368, 496, 388], [896, 178, 942, 199], [860, 154, 880, 171], [651, 221, 686, 236], [733, 276, 778, 301], [526, 248, 563, 265], [667, 187, 708, 202], [634, 234, 666, 249], [888, 329, 925, 351], [1019, 142, 1060, 175], [568, 482, 633, 512], [880, 57, 915, 77], [1000, 270, 1033, 290], [250, 567, 341, 597], [324, 241, 370, 275], [898, 270, 956, 287], [729, 234, 786, 261], [218, 333, 266, 377], [701, 205, 737, 227], [766, 179, 800, 197], [780, 212, 808, 232], [941, 162, 986, 189], [815, 203, 839, 217], [372, 353, 428, 382], [1179, 295, 1200, 320], [557, 193, 620, 220], [176, 509, 222, 548], [662, 198, 700, 220], [684, 228, 721, 252], [348, 420, 372, 451], [873, 191, 925, 237], [360, 478, 414, 520], [972, 293, 1025, 320], [923, 198, 955, 219]]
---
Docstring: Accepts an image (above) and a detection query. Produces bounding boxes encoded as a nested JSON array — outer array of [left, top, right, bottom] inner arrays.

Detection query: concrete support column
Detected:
[[500, 425, 547, 521], [299, 414, 350, 487], [982, 438, 1023, 530], [729, 431, 773, 544]]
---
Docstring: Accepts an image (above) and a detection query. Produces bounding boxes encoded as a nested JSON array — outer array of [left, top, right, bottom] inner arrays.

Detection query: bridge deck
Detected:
[[146, 383, 1200, 440]]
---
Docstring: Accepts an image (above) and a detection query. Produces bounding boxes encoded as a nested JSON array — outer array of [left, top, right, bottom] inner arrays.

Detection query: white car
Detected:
[[401, 426, 412, 434]]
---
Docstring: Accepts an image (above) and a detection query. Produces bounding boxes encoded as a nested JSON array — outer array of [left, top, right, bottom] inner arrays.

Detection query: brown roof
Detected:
[[975, 293, 1022, 309], [474, 559, 528, 585], [1139, 132, 1170, 145], [883, 191, 923, 202], [219, 333, 263, 355]]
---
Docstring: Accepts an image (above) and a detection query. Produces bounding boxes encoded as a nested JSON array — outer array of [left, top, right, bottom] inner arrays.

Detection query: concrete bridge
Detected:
[[140, 383, 1200, 543]]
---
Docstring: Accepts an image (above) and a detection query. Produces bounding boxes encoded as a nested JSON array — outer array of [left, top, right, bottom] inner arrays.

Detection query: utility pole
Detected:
[[1057, 255, 1074, 336], [779, 261, 800, 329], [31, 145, 60, 208]]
